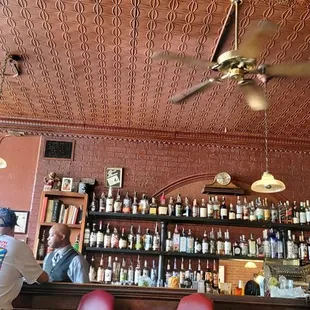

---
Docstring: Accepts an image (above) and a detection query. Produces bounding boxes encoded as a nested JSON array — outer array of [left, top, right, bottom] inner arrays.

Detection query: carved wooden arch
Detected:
[[153, 173, 288, 203]]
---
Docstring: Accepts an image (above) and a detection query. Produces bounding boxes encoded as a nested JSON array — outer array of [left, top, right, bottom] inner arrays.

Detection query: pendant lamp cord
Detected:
[[263, 82, 269, 173]]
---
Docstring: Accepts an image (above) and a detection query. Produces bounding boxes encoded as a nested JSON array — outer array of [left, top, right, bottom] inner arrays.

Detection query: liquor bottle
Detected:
[[99, 192, 106, 212], [192, 198, 199, 218], [186, 229, 194, 254], [183, 197, 191, 217], [306, 200, 310, 225], [89, 223, 97, 248], [220, 196, 228, 220], [229, 203, 236, 220], [149, 197, 158, 215], [37, 229, 47, 260], [120, 258, 128, 285], [150, 260, 157, 286], [142, 260, 149, 277], [224, 229, 231, 255], [213, 196, 220, 219], [134, 256, 142, 285], [249, 201, 257, 221], [89, 256, 96, 282], [97, 254, 105, 282], [292, 234, 299, 259], [243, 197, 250, 220], [278, 201, 285, 223], [248, 233, 257, 257], [207, 196, 214, 219], [106, 187, 114, 213], [307, 237, 310, 261], [112, 257, 121, 283], [240, 235, 248, 256], [132, 192, 139, 214], [287, 230, 294, 258], [269, 229, 278, 259], [216, 229, 224, 255], [194, 237, 202, 254], [256, 197, 264, 221], [135, 226, 142, 250], [165, 230, 173, 252], [83, 223, 90, 248], [119, 228, 128, 249], [127, 225, 135, 249], [270, 203, 278, 223], [196, 259, 204, 282], [140, 194, 149, 214], [90, 193, 98, 212], [185, 259, 193, 281], [165, 259, 172, 285], [104, 256, 112, 284], [152, 222, 161, 251], [202, 230, 209, 254], [111, 227, 119, 249], [103, 223, 112, 249], [233, 241, 241, 256], [257, 237, 264, 258], [276, 231, 284, 259], [127, 259, 134, 285], [179, 258, 185, 287], [96, 221, 104, 248], [143, 228, 152, 251], [122, 192, 132, 214], [175, 194, 183, 217], [209, 228, 216, 254], [172, 258, 179, 277], [263, 198, 270, 222], [286, 200, 293, 224], [292, 201, 299, 224], [300, 202, 307, 225], [172, 224, 180, 252], [235, 196, 243, 220], [299, 232, 307, 260], [212, 260, 219, 291], [200, 198, 207, 218], [113, 189, 122, 213], [205, 260, 212, 283], [158, 192, 168, 215], [168, 197, 175, 216], [180, 228, 187, 253], [262, 229, 271, 258]]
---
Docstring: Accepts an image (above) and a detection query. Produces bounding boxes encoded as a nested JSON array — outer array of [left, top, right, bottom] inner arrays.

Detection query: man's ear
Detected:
[[60, 233, 66, 241]]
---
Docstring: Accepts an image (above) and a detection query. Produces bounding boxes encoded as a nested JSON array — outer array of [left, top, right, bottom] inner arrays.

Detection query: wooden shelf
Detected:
[[42, 191, 87, 198], [85, 247, 160, 256], [88, 212, 310, 231], [39, 222, 81, 228]]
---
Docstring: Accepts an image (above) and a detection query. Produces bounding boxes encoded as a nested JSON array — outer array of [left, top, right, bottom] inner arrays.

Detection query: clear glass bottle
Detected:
[[168, 197, 174, 216], [122, 192, 132, 214], [270, 203, 278, 223], [179, 228, 187, 253], [200, 198, 207, 218], [119, 257, 128, 285], [111, 227, 119, 249], [135, 225, 142, 250], [150, 260, 157, 287], [132, 192, 139, 214], [220, 196, 228, 220], [269, 229, 278, 259], [143, 228, 153, 251], [194, 237, 202, 254], [243, 197, 250, 220], [127, 259, 134, 285], [186, 229, 194, 254], [99, 192, 106, 212], [89, 223, 97, 248], [142, 260, 149, 277], [229, 203, 236, 220], [97, 254, 104, 282], [152, 222, 161, 251], [236, 196, 243, 220], [175, 194, 183, 217], [216, 229, 224, 255], [306, 200, 310, 225], [286, 230, 294, 259], [213, 196, 220, 219], [207, 196, 214, 219], [103, 223, 111, 248], [172, 224, 180, 252], [300, 202, 307, 225], [113, 189, 122, 213], [158, 192, 168, 215], [224, 229, 232, 255], [209, 228, 216, 254], [104, 256, 112, 284], [262, 229, 271, 258], [165, 230, 173, 252], [127, 225, 134, 249], [119, 228, 128, 249], [248, 233, 257, 257], [256, 197, 264, 221], [112, 257, 121, 284], [179, 258, 185, 287], [183, 197, 191, 217], [292, 201, 300, 224], [192, 198, 199, 218], [134, 256, 141, 285], [83, 223, 90, 248], [89, 256, 96, 282], [202, 230, 209, 254], [263, 198, 271, 221], [106, 187, 114, 213], [96, 221, 104, 248]]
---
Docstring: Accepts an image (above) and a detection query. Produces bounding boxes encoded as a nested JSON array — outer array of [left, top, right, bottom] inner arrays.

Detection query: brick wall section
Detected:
[[27, 136, 310, 289]]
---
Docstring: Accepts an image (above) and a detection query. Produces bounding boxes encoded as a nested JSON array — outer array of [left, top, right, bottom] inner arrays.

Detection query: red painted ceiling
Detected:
[[0, 0, 309, 140]]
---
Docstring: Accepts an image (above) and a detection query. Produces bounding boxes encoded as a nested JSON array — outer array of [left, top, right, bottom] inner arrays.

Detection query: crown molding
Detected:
[[0, 117, 310, 154]]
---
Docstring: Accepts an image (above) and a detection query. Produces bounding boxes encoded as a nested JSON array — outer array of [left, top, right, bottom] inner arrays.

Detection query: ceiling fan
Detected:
[[152, 0, 310, 111]]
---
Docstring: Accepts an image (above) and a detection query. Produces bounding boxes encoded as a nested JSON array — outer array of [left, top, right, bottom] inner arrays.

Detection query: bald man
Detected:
[[43, 223, 89, 283]]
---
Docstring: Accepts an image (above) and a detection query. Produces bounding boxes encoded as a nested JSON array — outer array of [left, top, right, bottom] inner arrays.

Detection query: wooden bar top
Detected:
[[14, 282, 309, 310]]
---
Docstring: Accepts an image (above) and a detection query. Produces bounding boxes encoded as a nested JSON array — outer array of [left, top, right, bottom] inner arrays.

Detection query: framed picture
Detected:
[[105, 168, 123, 188], [14, 211, 29, 234], [61, 177, 73, 192]]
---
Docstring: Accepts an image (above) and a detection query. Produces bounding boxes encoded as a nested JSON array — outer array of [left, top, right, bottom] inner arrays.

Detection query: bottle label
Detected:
[[106, 198, 114, 212], [236, 206, 243, 215], [128, 269, 134, 283], [220, 209, 227, 216], [195, 242, 202, 253], [180, 237, 187, 252], [306, 210, 310, 223], [187, 238, 194, 253], [158, 206, 168, 215], [166, 239, 172, 252], [119, 239, 127, 249], [104, 269, 112, 282], [135, 235, 142, 250], [271, 210, 278, 222], [202, 242, 209, 254], [224, 241, 231, 255], [256, 208, 264, 220], [96, 232, 104, 247], [134, 270, 141, 284], [104, 235, 111, 248], [97, 268, 104, 282], [173, 234, 180, 251], [207, 204, 213, 217], [300, 212, 307, 224], [90, 233, 97, 247], [264, 209, 271, 220], [114, 201, 122, 212], [84, 231, 90, 243], [200, 207, 207, 218], [89, 267, 97, 282]]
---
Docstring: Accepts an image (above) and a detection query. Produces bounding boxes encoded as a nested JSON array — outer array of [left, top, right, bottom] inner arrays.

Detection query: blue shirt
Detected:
[[43, 245, 89, 283]]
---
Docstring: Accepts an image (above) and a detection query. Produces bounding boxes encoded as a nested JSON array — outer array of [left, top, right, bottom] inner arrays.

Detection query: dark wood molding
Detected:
[[1, 118, 310, 153]]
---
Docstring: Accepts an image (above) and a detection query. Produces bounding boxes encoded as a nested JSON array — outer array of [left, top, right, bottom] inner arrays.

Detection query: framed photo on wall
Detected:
[[61, 177, 73, 192], [105, 168, 123, 188], [14, 211, 29, 234]]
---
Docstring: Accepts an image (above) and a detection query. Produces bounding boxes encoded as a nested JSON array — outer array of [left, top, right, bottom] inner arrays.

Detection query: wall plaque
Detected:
[[44, 140, 74, 160]]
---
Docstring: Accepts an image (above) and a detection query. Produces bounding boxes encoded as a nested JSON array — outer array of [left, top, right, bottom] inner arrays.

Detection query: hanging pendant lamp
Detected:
[[251, 109, 285, 193], [0, 157, 7, 169]]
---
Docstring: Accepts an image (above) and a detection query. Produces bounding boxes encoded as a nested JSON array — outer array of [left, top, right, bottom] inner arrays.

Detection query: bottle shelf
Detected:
[[85, 247, 161, 256], [40, 222, 81, 228], [88, 212, 310, 231]]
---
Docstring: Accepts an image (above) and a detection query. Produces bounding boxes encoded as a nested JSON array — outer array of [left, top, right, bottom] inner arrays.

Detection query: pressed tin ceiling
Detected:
[[0, 0, 309, 140]]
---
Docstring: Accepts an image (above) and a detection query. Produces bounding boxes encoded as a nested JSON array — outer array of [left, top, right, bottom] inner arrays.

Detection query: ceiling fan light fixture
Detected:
[[0, 157, 7, 169], [251, 171, 286, 193]]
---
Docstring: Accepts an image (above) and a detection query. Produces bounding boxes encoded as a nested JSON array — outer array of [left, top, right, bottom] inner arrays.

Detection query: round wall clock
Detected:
[[215, 172, 232, 186]]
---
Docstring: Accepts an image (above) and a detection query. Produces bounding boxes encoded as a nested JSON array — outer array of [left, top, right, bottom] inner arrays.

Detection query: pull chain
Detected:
[[263, 82, 269, 173]]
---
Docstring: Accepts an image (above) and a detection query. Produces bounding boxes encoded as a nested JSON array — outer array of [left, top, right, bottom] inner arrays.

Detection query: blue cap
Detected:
[[0, 208, 18, 227]]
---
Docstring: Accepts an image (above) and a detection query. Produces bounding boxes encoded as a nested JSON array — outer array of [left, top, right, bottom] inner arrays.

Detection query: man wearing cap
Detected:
[[0, 207, 49, 310], [43, 223, 89, 283]]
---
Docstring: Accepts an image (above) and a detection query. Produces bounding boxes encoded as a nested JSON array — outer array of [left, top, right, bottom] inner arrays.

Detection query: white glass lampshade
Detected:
[[244, 261, 257, 269], [251, 171, 285, 193], [0, 158, 7, 169]]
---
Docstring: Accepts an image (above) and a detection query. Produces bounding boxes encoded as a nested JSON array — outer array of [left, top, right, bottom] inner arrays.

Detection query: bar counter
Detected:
[[13, 283, 309, 310]]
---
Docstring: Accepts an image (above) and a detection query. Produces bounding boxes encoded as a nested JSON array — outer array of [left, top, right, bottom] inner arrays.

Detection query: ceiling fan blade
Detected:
[[261, 62, 310, 77], [239, 79, 268, 111], [152, 51, 216, 68], [170, 78, 221, 104], [237, 21, 277, 59]]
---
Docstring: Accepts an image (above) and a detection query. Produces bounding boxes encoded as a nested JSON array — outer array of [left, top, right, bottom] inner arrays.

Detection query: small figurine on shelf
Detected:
[[43, 172, 61, 191]]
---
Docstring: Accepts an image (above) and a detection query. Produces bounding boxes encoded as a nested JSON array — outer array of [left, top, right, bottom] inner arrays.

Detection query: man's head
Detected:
[[47, 223, 71, 249], [0, 208, 18, 236]]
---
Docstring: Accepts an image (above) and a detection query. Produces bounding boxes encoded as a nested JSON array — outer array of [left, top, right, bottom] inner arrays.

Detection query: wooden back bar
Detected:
[[13, 283, 309, 310]]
